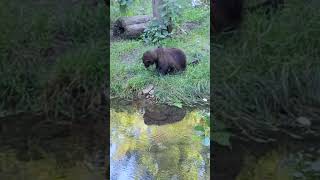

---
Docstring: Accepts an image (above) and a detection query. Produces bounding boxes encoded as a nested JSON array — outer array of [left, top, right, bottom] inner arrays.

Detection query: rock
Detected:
[[296, 117, 311, 127], [142, 84, 154, 95]]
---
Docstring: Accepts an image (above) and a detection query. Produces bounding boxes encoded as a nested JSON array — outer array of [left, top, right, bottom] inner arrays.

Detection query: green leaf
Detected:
[[194, 125, 205, 132], [191, 135, 201, 141], [173, 102, 182, 108]]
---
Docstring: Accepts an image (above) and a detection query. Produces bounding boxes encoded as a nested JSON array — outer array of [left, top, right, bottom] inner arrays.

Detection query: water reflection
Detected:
[[0, 113, 106, 180], [110, 102, 210, 180], [143, 104, 186, 125]]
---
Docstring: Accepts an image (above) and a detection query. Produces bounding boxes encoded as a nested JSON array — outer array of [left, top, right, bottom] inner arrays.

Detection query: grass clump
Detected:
[[0, 0, 108, 118], [213, 0, 320, 141]]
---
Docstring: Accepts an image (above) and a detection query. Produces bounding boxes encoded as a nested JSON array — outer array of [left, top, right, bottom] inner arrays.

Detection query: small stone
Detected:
[[203, 98, 207, 102], [296, 117, 311, 126], [142, 84, 154, 94]]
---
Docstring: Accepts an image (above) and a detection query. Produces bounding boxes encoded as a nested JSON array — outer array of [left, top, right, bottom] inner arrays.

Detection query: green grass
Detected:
[[110, 0, 153, 23], [0, 0, 108, 118], [213, 0, 320, 141], [110, 1, 210, 107]]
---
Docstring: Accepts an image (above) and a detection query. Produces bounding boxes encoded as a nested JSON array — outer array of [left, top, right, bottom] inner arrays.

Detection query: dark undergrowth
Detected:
[[213, 0, 320, 142], [0, 0, 108, 118]]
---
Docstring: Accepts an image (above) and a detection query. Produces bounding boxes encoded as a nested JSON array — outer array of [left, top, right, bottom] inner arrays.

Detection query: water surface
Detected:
[[0, 113, 106, 180], [110, 102, 210, 180]]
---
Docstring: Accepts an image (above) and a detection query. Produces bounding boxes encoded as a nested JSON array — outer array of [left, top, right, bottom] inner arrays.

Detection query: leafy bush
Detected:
[[142, 19, 170, 44], [142, 0, 182, 44], [117, 0, 133, 14], [160, 0, 182, 26]]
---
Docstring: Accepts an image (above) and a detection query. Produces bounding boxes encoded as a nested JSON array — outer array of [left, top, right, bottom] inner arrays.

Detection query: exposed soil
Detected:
[[120, 48, 142, 64], [181, 21, 201, 31]]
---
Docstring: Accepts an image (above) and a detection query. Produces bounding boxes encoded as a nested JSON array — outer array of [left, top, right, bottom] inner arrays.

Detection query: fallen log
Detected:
[[113, 15, 152, 39]]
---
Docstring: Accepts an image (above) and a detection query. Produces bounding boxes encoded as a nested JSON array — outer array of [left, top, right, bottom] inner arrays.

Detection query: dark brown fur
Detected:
[[142, 47, 186, 75]]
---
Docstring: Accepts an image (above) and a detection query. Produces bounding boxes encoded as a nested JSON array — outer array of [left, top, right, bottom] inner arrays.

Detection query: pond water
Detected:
[[0, 113, 106, 180], [110, 101, 210, 180], [213, 138, 320, 180]]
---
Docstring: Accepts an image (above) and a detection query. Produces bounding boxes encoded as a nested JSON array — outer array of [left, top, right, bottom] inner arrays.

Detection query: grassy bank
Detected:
[[213, 0, 320, 141], [110, 1, 210, 107], [0, 0, 108, 117]]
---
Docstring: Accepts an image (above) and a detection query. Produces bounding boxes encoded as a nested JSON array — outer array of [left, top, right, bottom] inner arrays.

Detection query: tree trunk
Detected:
[[112, 15, 152, 38], [119, 4, 127, 15], [124, 23, 149, 38], [152, 0, 163, 19], [152, 0, 173, 33]]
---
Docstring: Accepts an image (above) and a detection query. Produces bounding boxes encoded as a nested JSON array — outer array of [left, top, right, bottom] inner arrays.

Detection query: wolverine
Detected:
[[142, 47, 187, 75]]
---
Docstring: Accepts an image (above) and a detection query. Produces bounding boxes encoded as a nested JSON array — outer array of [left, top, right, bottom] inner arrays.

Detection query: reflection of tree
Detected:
[[110, 109, 210, 179]]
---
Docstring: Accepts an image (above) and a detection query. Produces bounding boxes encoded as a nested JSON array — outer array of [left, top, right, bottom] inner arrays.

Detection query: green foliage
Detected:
[[111, 0, 153, 22], [160, 0, 182, 26], [117, 0, 133, 14], [181, 7, 209, 22], [172, 101, 183, 108], [142, 19, 171, 44], [142, 0, 182, 44], [117, 0, 133, 6]]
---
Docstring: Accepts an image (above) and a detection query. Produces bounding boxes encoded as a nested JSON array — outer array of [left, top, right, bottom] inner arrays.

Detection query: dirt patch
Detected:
[[120, 48, 142, 64], [174, 21, 202, 35], [182, 21, 201, 31]]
